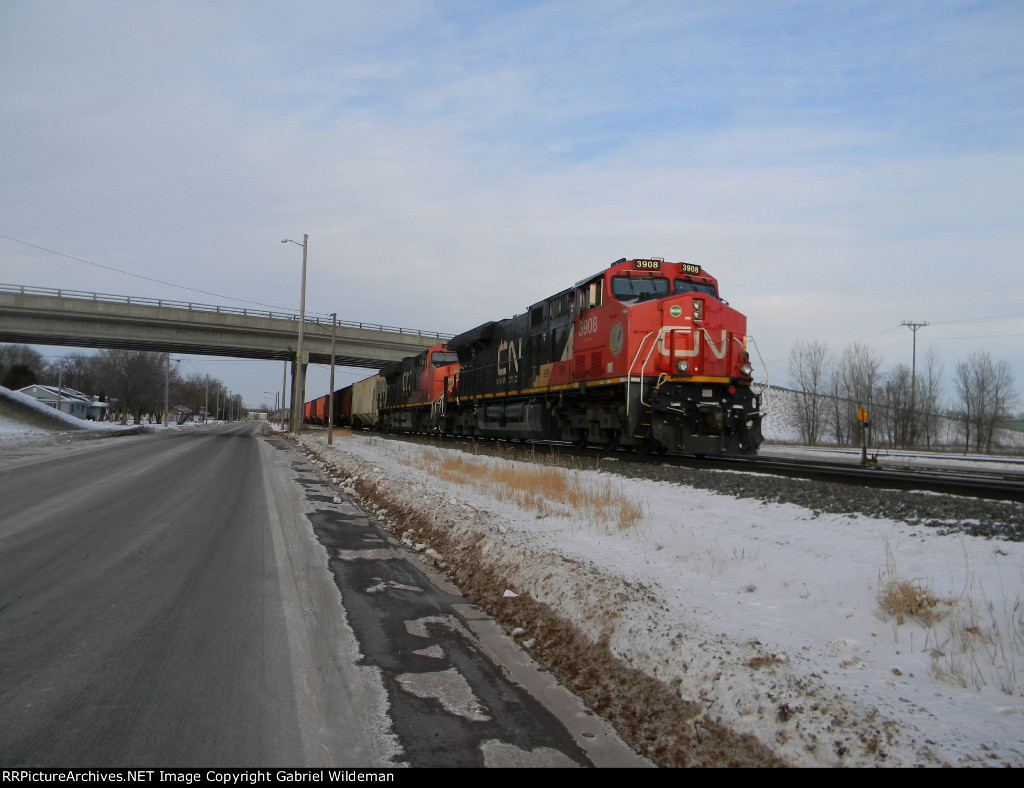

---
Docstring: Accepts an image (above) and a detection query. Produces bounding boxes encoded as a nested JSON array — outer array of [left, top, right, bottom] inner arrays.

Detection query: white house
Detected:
[[17, 384, 99, 421]]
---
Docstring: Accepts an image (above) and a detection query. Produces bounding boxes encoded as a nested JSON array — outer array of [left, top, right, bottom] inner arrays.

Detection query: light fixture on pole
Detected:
[[282, 234, 308, 433]]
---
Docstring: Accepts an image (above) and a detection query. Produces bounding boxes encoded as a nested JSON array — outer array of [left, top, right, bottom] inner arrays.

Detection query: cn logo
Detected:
[[657, 329, 728, 359]]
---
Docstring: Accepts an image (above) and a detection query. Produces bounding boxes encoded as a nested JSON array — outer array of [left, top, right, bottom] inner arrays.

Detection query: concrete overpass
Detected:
[[0, 283, 451, 423]]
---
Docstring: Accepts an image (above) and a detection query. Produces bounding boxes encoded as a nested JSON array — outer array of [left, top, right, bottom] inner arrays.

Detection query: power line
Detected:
[[0, 232, 329, 316]]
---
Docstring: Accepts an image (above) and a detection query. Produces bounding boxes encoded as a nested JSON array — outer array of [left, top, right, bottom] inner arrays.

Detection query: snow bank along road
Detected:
[[293, 429, 1024, 768]]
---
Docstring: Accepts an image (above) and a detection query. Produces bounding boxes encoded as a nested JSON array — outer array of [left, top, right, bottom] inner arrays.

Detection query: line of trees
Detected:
[[0, 344, 243, 425], [786, 340, 1019, 453]]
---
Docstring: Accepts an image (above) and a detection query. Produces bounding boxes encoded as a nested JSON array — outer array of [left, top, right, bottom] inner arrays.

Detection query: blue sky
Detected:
[[2, 0, 1022, 410]]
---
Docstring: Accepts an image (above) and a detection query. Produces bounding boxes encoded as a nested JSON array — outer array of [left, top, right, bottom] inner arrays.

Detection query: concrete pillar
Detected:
[[290, 352, 309, 432]]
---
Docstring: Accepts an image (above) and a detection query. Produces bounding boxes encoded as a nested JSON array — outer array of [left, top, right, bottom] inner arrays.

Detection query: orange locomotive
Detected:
[[442, 257, 763, 455], [376, 344, 459, 433]]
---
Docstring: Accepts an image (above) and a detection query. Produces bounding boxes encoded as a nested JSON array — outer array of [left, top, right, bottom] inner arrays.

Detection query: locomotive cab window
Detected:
[[578, 279, 603, 311], [430, 351, 458, 367], [673, 278, 719, 299], [611, 275, 670, 303]]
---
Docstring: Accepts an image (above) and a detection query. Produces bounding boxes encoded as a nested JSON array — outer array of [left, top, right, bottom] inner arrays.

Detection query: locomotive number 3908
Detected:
[[577, 315, 599, 337]]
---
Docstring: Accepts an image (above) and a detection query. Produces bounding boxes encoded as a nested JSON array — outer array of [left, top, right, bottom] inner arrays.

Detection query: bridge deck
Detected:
[[0, 284, 450, 368]]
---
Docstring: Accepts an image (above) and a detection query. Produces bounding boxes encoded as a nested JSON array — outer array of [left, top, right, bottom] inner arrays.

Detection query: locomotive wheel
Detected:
[[571, 431, 588, 450]]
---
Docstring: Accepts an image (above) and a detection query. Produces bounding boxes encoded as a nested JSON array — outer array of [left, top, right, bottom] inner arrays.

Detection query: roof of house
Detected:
[[17, 385, 92, 403]]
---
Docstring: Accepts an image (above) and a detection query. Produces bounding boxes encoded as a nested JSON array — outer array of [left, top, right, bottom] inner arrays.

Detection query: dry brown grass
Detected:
[[876, 540, 947, 626], [876, 578, 945, 626], [877, 538, 1024, 695], [409, 447, 647, 532]]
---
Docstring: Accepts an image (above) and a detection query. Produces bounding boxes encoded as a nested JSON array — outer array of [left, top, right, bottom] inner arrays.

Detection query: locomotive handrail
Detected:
[[745, 335, 770, 406], [626, 331, 658, 417]]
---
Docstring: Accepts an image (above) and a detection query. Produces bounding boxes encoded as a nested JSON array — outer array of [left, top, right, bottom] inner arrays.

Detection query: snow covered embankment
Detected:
[[294, 432, 1024, 768]]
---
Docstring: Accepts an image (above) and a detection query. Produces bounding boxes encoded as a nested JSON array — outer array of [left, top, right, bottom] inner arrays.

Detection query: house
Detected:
[[16, 384, 108, 421]]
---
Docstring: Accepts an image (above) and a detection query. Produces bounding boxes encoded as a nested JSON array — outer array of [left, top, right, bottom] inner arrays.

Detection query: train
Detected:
[[304, 257, 763, 456]]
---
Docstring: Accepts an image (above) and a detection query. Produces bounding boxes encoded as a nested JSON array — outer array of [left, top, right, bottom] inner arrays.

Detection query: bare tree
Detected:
[[47, 352, 104, 397], [954, 351, 1018, 453], [96, 349, 177, 424], [831, 342, 883, 445], [787, 340, 830, 444], [173, 371, 226, 423], [880, 363, 913, 448], [917, 347, 944, 449], [0, 344, 45, 388]]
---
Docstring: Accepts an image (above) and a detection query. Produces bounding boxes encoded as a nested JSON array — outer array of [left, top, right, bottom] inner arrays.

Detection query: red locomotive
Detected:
[[306, 257, 763, 456]]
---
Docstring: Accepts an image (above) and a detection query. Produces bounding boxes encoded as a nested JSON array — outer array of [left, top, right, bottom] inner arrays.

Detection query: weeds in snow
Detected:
[[407, 447, 646, 532], [877, 538, 1024, 696]]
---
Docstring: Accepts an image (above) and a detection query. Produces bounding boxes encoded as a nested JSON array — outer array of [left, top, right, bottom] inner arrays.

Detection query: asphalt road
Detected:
[[0, 423, 642, 768]]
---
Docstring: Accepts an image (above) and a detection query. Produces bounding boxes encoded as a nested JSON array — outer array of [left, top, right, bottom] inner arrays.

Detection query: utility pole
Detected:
[[164, 354, 170, 427], [900, 320, 929, 444], [205, 374, 209, 423], [328, 312, 337, 445]]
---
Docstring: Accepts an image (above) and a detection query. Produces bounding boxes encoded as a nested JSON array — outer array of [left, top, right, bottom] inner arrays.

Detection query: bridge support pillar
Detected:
[[290, 352, 309, 433]]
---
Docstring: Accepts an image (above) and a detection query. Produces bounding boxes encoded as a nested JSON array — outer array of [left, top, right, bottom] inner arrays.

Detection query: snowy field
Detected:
[[295, 429, 1024, 768]]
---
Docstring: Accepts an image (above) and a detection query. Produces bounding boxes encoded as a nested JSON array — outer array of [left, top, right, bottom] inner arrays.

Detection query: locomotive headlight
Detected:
[[739, 362, 754, 376], [676, 360, 690, 373], [692, 299, 704, 321]]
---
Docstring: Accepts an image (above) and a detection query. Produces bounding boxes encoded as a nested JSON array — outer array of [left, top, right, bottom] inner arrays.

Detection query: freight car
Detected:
[[303, 393, 331, 426], [302, 376, 382, 428], [349, 374, 384, 429]]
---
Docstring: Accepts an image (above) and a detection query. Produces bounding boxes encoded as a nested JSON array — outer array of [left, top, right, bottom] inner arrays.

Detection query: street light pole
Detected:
[[282, 234, 309, 433]]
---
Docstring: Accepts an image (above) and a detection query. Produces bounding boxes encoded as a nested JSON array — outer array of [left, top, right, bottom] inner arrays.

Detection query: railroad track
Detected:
[[682, 454, 1024, 503], [339, 429, 1024, 504]]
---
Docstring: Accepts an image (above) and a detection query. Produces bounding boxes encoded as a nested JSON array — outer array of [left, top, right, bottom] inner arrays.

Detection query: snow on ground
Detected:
[[296, 430, 1024, 768]]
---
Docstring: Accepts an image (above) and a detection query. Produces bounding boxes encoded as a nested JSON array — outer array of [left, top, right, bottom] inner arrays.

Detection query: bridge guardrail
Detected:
[[0, 283, 453, 340]]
